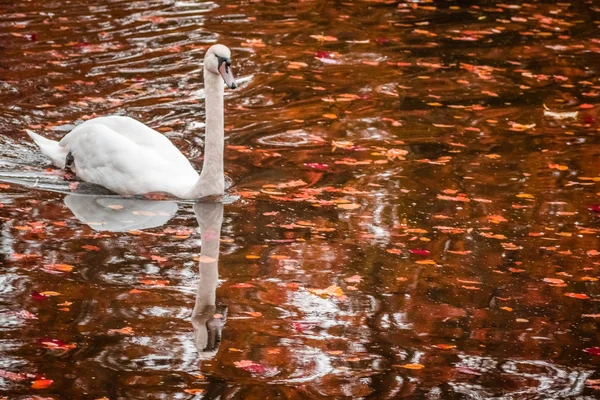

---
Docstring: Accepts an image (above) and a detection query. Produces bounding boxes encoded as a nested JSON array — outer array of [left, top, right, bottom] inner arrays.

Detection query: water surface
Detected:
[[1, 0, 600, 398]]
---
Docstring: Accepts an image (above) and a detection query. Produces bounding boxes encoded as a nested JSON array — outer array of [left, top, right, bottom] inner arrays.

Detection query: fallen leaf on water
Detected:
[[108, 326, 134, 335], [543, 109, 578, 120], [184, 389, 205, 394], [230, 283, 255, 289], [308, 285, 344, 298], [434, 344, 456, 350], [564, 292, 589, 299], [233, 360, 266, 373], [548, 163, 568, 171], [81, 245, 100, 251], [337, 203, 361, 210], [44, 264, 74, 273], [516, 193, 535, 199], [584, 347, 600, 356], [543, 278, 565, 285], [138, 279, 169, 286], [582, 314, 600, 318], [416, 260, 436, 265], [345, 275, 362, 283], [398, 363, 424, 370], [243, 311, 262, 318], [39, 291, 61, 296], [31, 379, 53, 389], [410, 249, 430, 255], [323, 113, 337, 119]]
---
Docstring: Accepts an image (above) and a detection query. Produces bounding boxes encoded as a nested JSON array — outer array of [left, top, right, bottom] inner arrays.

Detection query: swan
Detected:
[[26, 44, 236, 199]]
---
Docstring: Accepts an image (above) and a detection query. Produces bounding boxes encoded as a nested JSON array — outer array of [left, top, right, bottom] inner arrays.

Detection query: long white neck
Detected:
[[189, 68, 225, 199]]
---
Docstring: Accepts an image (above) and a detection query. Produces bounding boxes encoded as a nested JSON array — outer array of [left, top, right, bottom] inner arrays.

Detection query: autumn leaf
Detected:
[[184, 388, 205, 394], [233, 360, 266, 373], [308, 285, 344, 298], [230, 283, 255, 289], [398, 363, 424, 370], [584, 347, 600, 356], [31, 379, 53, 389], [410, 249, 430, 256], [108, 326, 134, 335], [44, 264, 74, 273], [138, 279, 169, 286], [344, 275, 362, 283], [564, 292, 589, 299], [337, 203, 361, 210], [543, 278, 565, 285]]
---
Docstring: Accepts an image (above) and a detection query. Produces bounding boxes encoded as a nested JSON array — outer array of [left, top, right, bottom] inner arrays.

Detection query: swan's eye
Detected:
[[216, 56, 231, 72]]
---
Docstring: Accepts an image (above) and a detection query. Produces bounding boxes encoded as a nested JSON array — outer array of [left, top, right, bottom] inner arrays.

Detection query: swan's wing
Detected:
[[63, 123, 199, 197], [60, 116, 193, 170]]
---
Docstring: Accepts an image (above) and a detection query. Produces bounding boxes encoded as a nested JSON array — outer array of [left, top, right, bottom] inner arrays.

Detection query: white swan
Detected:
[[26, 44, 236, 199]]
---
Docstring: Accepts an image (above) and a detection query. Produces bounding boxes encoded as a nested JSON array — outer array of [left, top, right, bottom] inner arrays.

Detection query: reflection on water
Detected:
[[1, 0, 600, 398]]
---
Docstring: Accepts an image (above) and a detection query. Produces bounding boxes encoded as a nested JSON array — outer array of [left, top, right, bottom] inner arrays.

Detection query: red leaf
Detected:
[[31, 379, 53, 389], [584, 347, 600, 356], [304, 163, 329, 170], [31, 291, 48, 300], [410, 249, 430, 256]]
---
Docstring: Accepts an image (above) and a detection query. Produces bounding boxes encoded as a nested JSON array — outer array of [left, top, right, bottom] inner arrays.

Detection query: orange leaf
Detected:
[[44, 264, 74, 272], [31, 379, 53, 389], [564, 292, 589, 299], [337, 203, 361, 210], [399, 363, 424, 370], [184, 389, 205, 394]]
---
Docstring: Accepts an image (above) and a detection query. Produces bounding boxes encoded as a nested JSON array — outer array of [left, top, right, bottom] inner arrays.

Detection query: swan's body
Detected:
[[26, 44, 236, 199]]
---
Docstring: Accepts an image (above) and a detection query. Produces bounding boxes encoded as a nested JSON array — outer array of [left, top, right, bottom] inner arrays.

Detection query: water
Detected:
[[1, 0, 600, 398]]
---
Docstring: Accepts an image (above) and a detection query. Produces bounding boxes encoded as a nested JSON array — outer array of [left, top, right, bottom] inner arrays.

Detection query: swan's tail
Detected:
[[25, 129, 68, 168]]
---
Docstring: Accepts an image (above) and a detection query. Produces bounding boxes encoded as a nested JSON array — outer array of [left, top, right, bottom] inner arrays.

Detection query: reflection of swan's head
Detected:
[[204, 44, 236, 89], [191, 304, 227, 360]]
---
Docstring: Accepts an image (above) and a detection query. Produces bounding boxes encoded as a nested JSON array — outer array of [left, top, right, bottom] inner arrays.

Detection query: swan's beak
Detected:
[[219, 60, 237, 89]]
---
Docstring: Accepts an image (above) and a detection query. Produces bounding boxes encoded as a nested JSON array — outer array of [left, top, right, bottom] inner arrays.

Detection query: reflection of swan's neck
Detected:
[[189, 70, 225, 199], [192, 202, 224, 355]]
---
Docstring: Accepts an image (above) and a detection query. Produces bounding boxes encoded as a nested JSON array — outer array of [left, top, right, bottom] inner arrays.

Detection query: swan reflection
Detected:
[[64, 194, 225, 358], [64, 194, 179, 232]]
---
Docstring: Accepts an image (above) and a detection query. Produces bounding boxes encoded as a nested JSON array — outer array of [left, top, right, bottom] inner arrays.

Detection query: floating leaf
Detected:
[[584, 347, 600, 356], [399, 363, 424, 370], [345, 275, 362, 283], [31, 379, 53, 389], [184, 389, 205, 394], [337, 203, 361, 210], [564, 292, 589, 299]]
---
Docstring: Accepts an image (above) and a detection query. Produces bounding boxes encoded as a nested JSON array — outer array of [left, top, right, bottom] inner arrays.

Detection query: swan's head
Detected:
[[204, 44, 236, 89]]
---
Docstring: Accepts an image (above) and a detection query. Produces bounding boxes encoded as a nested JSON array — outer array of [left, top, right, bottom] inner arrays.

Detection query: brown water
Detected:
[[1, 0, 600, 398]]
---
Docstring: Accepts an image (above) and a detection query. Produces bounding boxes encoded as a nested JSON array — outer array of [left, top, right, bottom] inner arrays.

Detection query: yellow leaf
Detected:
[[399, 363, 424, 370], [337, 203, 361, 210], [516, 193, 534, 199], [40, 291, 61, 296], [323, 113, 338, 119], [416, 260, 436, 265]]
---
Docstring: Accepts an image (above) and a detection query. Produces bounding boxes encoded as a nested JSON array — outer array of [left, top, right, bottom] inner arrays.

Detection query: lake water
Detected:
[[1, 0, 600, 398]]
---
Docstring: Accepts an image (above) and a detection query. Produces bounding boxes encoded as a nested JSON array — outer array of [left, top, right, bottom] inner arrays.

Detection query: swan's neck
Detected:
[[190, 68, 225, 198]]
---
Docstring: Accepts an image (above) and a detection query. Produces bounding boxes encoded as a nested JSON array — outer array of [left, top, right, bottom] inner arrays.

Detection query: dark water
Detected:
[[1, 0, 600, 398]]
